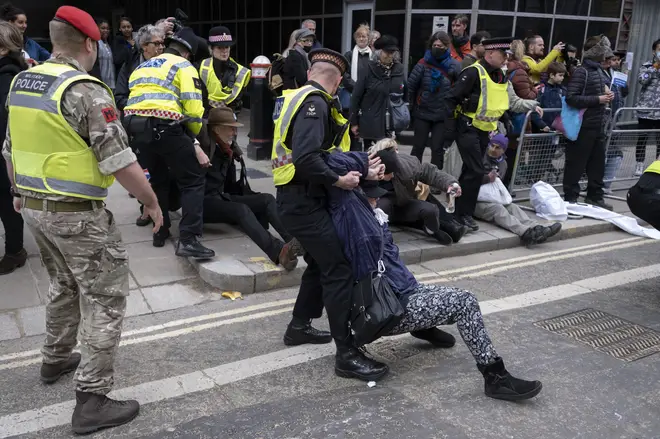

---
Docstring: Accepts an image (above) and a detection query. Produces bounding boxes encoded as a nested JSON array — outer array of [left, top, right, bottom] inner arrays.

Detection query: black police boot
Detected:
[[584, 197, 614, 211], [152, 229, 170, 248], [40, 352, 81, 384], [175, 237, 215, 259], [459, 215, 480, 232], [410, 327, 456, 348], [335, 346, 389, 382], [283, 317, 332, 346], [71, 391, 140, 435], [440, 219, 469, 243], [544, 222, 562, 240], [478, 357, 542, 401], [0, 248, 27, 275]]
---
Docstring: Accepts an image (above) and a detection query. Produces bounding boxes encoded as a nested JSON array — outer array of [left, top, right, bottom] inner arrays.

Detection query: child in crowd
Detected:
[[474, 134, 562, 246]]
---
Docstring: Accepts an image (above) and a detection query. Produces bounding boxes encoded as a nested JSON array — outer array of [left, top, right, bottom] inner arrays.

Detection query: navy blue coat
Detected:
[[324, 152, 418, 303], [407, 53, 460, 122]]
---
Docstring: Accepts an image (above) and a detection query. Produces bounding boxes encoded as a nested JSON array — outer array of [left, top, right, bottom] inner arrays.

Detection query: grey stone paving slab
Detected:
[[194, 258, 255, 294], [126, 289, 152, 317], [16, 306, 45, 337], [0, 265, 41, 310], [126, 242, 197, 287], [141, 283, 207, 313], [246, 256, 307, 293], [0, 313, 20, 341]]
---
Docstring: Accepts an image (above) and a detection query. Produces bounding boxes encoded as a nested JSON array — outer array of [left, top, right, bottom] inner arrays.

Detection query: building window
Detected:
[[302, 1, 323, 17], [587, 21, 619, 44], [591, 0, 623, 18], [324, 0, 342, 14], [555, 0, 589, 17], [310, 18, 324, 47], [412, 0, 472, 8], [220, 0, 237, 21], [282, 0, 301, 17], [376, 0, 406, 11], [552, 19, 587, 53], [324, 17, 342, 53], [264, 0, 280, 18], [515, 17, 552, 44], [263, 20, 281, 57], [517, 0, 554, 14], [408, 15, 436, 69], [478, 0, 516, 12], [476, 15, 514, 38], [374, 14, 406, 58], [245, 0, 262, 19], [282, 19, 302, 48], [235, 22, 246, 64], [246, 21, 262, 63]]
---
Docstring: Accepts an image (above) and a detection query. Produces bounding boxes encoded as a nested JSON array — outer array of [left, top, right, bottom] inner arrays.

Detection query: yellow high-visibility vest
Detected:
[[199, 57, 251, 107], [125, 52, 203, 135], [645, 160, 660, 175], [458, 63, 510, 132], [271, 85, 350, 186], [8, 62, 115, 200]]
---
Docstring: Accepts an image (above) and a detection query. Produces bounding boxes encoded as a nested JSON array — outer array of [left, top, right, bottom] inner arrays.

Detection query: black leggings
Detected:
[[0, 156, 23, 254]]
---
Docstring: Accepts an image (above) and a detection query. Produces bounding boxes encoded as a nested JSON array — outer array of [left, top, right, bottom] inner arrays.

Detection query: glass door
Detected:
[[343, 2, 375, 54]]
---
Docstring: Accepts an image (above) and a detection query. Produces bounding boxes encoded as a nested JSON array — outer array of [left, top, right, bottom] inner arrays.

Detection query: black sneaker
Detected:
[[335, 347, 389, 382], [40, 353, 81, 384], [72, 392, 140, 435], [478, 358, 542, 401], [584, 197, 613, 211], [283, 320, 332, 346], [152, 230, 170, 248], [410, 328, 456, 348], [460, 215, 479, 232], [175, 238, 215, 259]]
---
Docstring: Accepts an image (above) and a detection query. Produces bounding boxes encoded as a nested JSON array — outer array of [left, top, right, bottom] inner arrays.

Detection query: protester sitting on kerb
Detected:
[[320, 149, 543, 400]]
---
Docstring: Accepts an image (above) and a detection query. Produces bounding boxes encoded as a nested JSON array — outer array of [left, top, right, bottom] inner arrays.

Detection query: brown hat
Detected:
[[208, 106, 244, 127]]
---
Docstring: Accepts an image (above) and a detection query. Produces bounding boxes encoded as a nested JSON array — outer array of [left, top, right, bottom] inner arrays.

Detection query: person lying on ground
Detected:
[[474, 134, 562, 246], [321, 150, 543, 400]]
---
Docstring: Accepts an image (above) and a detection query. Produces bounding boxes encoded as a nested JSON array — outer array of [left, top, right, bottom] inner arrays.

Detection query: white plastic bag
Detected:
[[477, 178, 513, 205], [530, 181, 568, 221]]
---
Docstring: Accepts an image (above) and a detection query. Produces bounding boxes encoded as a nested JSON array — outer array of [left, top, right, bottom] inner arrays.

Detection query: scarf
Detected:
[[423, 49, 451, 93], [374, 208, 389, 225], [351, 45, 372, 82], [294, 44, 311, 68]]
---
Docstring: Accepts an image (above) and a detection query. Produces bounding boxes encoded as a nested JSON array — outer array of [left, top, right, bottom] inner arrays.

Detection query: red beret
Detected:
[[54, 6, 101, 42]]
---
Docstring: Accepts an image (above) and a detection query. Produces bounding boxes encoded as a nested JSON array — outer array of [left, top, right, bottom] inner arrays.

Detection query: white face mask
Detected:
[[501, 66, 508, 74]]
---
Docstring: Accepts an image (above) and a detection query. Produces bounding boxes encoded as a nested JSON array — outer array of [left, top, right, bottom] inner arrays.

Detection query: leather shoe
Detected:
[[175, 238, 215, 259], [152, 230, 170, 248], [0, 248, 27, 275], [136, 215, 151, 227], [584, 197, 613, 211], [278, 239, 302, 271], [459, 215, 479, 232], [440, 219, 469, 243], [283, 320, 332, 346], [410, 327, 456, 348], [40, 352, 81, 384], [335, 347, 389, 382]]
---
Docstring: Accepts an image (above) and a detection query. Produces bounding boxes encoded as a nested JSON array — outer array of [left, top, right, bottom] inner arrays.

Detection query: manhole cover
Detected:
[[368, 338, 423, 362], [244, 168, 269, 179], [535, 309, 660, 362]]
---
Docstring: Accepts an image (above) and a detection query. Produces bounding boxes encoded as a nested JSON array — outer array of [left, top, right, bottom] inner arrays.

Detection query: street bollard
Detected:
[[247, 55, 274, 161]]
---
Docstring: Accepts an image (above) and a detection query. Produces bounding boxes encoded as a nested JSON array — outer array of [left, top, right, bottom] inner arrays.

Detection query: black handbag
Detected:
[[349, 220, 405, 347]]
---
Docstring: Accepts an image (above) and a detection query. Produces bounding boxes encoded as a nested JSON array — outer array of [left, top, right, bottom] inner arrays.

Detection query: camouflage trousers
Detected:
[[22, 205, 129, 395]]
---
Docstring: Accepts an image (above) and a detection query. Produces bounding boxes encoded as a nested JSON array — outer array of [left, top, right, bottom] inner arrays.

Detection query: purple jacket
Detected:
[[324, 152, 418, 303]]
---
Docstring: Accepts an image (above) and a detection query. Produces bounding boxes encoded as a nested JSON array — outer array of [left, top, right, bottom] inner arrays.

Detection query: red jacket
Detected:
[[450, 41, 471, 61], [507, 60, 538, 100]]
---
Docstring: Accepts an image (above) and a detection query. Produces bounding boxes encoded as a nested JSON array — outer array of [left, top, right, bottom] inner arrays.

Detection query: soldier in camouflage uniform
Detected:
[[2, 6, 163, 435]]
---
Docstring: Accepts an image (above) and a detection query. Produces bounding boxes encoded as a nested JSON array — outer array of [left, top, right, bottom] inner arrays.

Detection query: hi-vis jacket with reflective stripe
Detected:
[[457, 62, 510, 132], [199, 58, 251, 107], [271, 85, 351, 187], [645, 160, 660, 175], [125, 52, 204, 135], [8, 62, 115, 200]]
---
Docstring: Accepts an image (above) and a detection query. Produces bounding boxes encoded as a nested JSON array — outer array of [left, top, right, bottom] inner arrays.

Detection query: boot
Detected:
[[542, 223, 562, 241], [152, 229, 170, 248], [71, 391, 140, 435], [478, 358, 542, 401], [459, 215, 479, 232], [440, 219, 469, 243], [520, 228, 539, 246], [583, 197, 613, 211], [136, 215, 151, 227], [283, 317, 332, 346], [410, 327, 456, 348], [335, 346, 389, 382], [0, 248, 27, 275], [278, 239, 302, 271], [423, 226, 452, 246], [175, 237, 215, 259], [40, 352, 81, 384]]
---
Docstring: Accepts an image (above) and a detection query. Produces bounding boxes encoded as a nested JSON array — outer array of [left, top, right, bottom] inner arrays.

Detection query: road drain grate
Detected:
[[535, 309, 660, 362], [369, 338, 423, 362]]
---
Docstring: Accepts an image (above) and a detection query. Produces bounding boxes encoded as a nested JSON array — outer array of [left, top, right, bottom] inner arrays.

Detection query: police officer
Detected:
[[3, 6, 163, 434], [445, 37, 541, 232], [125, 27, 215, 258], [273, 48, 388, 382], [199, 26, 251, 114], [627, 160, 660, 230]]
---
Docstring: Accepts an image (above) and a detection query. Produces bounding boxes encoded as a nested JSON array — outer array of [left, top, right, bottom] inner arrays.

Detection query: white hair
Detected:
[[373, 49, 402, 64], [136, 25, 164, 48], [368, 138, 397, 155], [302, 19, 316, 27]]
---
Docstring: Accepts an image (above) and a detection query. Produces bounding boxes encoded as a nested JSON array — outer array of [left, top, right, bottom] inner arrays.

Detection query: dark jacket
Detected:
[[114, 50, 142, 111], [282, 48, 309, 91], [407, 51, 460, 122], [531, 82, 566, 130], [112, 35, 136, 75], [350, 61, 406, 139], [0, 56, 25, 151], [481, 152, 508, 185], [565, 60, 608, 131], [507, 60, 538, 100], [388, 153, 457, 206], [24, 38, 50, 62], [342, 49, 371, 93], [324, 152, 418, 303]]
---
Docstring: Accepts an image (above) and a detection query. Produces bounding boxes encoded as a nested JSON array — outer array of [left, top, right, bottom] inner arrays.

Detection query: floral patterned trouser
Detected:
[[388, 284, 499, 366]]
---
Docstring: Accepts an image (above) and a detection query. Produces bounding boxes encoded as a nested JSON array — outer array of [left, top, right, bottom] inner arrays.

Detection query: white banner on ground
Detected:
[[566, 203, 660, 240]]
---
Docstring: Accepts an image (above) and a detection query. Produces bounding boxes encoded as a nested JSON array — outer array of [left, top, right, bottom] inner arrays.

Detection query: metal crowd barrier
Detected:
[[508, 107, 660, 203]]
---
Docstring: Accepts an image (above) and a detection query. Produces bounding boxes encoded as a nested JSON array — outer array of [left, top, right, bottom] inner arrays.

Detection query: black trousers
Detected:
[[379, 194, 453, 234], [635, 118, 660, 163], [627, 184, 660, 231], [203, 193, 291, 263], [277, 187, 353, 345], [138, 123, 205, 240], [0, 156, 23, 254], [410, 118, 446, 170], [455, 116, 490, 217], [563, 129, 606, 202]]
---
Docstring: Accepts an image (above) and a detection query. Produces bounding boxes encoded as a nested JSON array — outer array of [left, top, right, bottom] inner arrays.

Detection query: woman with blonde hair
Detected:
[[508, 39, 539, 100], [341, 23, 372, 150], [0, 20, 28, 275]]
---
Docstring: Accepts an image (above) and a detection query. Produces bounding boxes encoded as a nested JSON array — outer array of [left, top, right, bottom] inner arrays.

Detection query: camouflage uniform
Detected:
[[637, 60, 660, 120], [2, 55, 136, 395]]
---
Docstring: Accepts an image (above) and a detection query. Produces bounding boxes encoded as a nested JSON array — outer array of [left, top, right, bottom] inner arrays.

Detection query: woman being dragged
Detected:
[[322, 146, 542, 401]]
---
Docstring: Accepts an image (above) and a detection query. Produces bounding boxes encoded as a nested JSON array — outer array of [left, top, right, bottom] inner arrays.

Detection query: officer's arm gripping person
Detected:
[[627, 160, 660, 231], [124, 27, 216, 259], [274, 49, 390, 383], [3, 6, 162, 434]]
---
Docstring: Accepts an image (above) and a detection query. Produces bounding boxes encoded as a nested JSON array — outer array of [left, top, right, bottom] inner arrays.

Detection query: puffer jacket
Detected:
[[636, 60, 660, 120], [389, 153, 457, 206], [407, 51, 460, 122], [507, 60, 538, 100], [565, 60, 607, 131]]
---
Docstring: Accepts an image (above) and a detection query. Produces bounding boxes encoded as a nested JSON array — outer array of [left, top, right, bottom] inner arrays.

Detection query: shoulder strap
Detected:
[[508, 69, 517, 81], [419, 59, 451, 83]]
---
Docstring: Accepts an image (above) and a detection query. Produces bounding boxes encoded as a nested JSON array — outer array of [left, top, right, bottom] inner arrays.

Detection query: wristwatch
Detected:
[[9, 186, 20, 198]]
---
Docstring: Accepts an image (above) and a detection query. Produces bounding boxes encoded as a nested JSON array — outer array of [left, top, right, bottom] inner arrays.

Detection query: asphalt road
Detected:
[[1, 230, 660, 439]]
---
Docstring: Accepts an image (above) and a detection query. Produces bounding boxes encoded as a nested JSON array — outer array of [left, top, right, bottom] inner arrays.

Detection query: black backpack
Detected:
[[268, 53, 286, 96]]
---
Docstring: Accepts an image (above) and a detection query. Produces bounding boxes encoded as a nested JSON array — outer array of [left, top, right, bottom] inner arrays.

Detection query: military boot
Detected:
[[40, 353, 81, 384], [71, 391, 140, 435]]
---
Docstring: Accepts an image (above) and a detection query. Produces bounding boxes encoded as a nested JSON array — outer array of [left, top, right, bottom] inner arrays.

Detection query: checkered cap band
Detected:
[[484, 43, 511, 50], [311, 53, 347, 73], [124, 109, 184, 121], [210, 34, 232, 43]]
